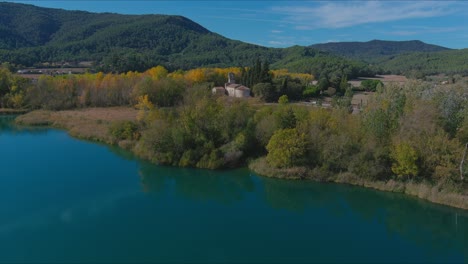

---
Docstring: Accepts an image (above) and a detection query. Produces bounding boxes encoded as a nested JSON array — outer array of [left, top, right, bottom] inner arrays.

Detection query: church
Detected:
[[212, 73, 250, 98]]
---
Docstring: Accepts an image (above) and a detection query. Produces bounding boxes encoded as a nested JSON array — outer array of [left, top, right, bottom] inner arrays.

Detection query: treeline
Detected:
[[258, 81, 468, 187], [131, 78, 468, 195], [0, 65, 319, 110]]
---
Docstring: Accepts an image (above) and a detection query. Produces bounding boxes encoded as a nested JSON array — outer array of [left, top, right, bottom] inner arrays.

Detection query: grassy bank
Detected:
[[249, 157, 468, 210], [15, 108, 138, 146], [0, 108, 28, 115]]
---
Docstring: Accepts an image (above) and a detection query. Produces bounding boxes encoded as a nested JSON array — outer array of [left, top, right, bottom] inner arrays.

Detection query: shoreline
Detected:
[[0, 108, 29, 115], [14, 109, 468, 211], [249, 158, 468, 210]]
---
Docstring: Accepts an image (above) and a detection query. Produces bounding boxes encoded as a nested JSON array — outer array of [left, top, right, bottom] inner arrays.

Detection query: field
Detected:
[[16, 67, 89, 79], [349, 75, 408, 87]]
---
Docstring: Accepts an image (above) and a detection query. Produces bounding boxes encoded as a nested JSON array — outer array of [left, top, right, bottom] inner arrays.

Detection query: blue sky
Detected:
[[5, 0, 468, 49]]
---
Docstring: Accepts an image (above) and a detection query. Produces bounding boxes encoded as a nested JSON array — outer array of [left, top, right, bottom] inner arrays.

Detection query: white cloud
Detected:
[[272, 1, 460, 30], [205, 15, 281, 24], [268, 40, 295, 47], [271, 30, 283, 34], [388, 26, 460, 36]]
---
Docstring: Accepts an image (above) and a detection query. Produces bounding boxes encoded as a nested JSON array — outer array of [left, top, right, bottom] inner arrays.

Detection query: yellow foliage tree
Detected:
[[135, 94, 155, 123], [266, 128, 307, 168], [145, 66, 168, 80], [391, 142, 419, 179], [184, 68, 207, 84], [271, 69, 314, 83]]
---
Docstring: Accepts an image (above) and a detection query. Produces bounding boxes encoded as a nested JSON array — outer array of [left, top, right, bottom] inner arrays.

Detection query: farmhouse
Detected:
[[211, 72, 251, 98]]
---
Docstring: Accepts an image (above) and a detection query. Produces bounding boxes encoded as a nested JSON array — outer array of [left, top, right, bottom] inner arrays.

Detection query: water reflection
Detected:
[[138, 158, 467, 260], [138, 161, 255, 204], [0, 115, 49, 135], [260, 177, 464, 258]]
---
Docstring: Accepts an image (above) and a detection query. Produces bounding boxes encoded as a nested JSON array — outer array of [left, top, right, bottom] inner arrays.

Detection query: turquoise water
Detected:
[[0, 116, 467, 263]]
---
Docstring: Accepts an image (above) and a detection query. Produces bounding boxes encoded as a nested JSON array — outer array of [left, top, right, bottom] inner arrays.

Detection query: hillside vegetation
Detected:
[[378, 49, 468, 76], [2, 3, 468, 77], [310, 40, 450, 63], [310, 40, 468, 77], [0, 2, 372, 79]]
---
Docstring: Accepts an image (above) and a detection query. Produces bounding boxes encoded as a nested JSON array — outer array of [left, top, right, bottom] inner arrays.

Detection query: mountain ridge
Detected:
[[310, 39, 451, 63]]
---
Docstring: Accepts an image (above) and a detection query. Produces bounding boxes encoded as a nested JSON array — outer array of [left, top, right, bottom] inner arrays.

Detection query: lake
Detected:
[[0, 115, 467, 263]]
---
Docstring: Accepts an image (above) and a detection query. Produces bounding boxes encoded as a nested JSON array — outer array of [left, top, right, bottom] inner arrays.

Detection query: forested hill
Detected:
[[378, 48, 468, 76], [2, 2, 466, 77], [0, 2, 375, 77], [0, 3, 210, 49], [310, 40, 450, 62], [0, 2, 233, 70]]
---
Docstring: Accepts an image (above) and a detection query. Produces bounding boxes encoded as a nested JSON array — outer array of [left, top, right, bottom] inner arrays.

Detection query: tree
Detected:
[[339, 75, 349, 95], [302, 85, 320, 99], [266, 128, 307, 168], [317, 75, 329, 91], [146, 66, 168, 80], [361, 80, 383, 92], [252, 82, 276, 102], [391, 142, 419, 179], [241, 59, 272, 88], [275, 106, 296, 129], [0, 68, 12, 98]]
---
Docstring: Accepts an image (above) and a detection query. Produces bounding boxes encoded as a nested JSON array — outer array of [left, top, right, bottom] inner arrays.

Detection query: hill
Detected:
[[0, 2, 375, 79], [310, 40, 468, 77], [310, 40, 450, 63], [378, 48, 468, 76], [3, 3, 467, 78]]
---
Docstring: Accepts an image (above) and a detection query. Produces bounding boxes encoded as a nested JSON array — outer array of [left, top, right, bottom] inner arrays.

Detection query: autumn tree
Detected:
[[266, 128, 307, 168]]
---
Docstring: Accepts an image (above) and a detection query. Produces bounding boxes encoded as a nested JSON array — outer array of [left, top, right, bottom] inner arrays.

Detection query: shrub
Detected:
[[109, 121, 140, 141], [302, 85, 320, 99], [361, 79, 383, 92]]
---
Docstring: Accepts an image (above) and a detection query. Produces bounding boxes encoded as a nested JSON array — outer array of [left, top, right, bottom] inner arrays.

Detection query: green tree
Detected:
[[278, 95, 289, 105], [0, 68, 12, 98], [339, 75, 349, 95], [275, 107, 297, 129], [252, 82, 276, 102], [361, 80, 383, 92], [317, 76, 329, 91], [266, 128, 307, 168]]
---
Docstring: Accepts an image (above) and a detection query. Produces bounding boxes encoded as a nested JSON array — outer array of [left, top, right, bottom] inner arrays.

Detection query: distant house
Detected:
[[211, 72, 250, 98]]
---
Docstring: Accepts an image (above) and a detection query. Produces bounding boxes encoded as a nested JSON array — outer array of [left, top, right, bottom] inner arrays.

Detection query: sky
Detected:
[[4, 0, 468, 49]]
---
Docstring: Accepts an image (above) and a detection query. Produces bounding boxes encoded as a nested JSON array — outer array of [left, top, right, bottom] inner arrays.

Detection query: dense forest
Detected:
[[310, 40, 450, 63], [377, 49, 468, 77], [310, 40, 468, 77]]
